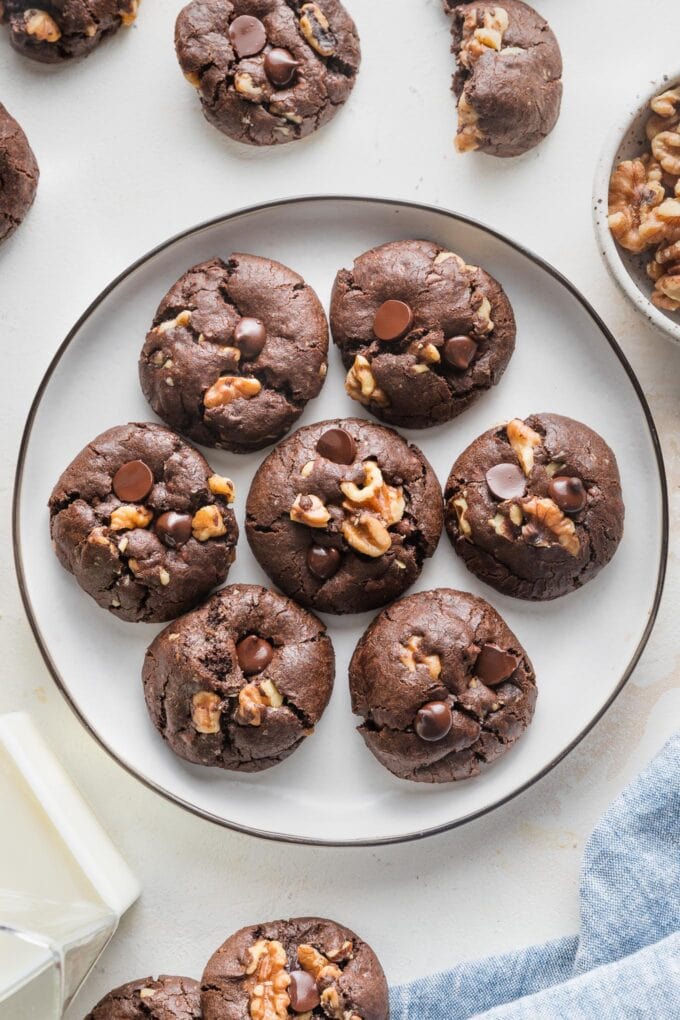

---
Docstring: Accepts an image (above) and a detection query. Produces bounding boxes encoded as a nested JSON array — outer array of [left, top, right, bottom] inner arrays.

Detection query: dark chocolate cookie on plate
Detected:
[[350, 588, 536, 783], [201, 917, 389, 1020], [85, 975, 201, 1020], [0, 103, 39, 243], [445, 413, 625, 600], [1, 0, 140, 63], [49, 422, 238, 623], [175, 0, 361, 146], [444, 0, 562, 157], [331, 239, 516, 428], [246, 418, 444, 615], [143, 584, 334, 772], [139, 255, 329, 454]]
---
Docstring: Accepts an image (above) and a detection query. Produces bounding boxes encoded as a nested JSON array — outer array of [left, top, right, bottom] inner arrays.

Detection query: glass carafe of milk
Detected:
[[0, 713, 140, 1018]]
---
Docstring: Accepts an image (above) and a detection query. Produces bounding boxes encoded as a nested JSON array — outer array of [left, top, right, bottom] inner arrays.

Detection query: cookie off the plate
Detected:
[[0, 103, 39, 244], [175, 0, 361, 146], [331, 239, 516, 428], [1, 0, 140, 62], [445, 413, 625, 600], [246, 418, 443, 615], [444, 0, 562, 157], [85, 975, 201, 1019], [201, 917, 389, 1020], [350, 588, 536, 783], [143, 584, 334, 773]]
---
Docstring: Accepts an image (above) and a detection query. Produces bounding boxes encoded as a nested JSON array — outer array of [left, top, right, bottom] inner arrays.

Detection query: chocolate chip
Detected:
[[315, 428, 356, 464], [155, 511, 192, 548], [414, 701, 453, 742], [112, 460, 153, 502], [307, 545, 341, 580], [233, 317, 266, 359], [485, 463, 527, 501], [442, 335, 477, 370], [228, 14, 267, 58], [289, 970, 320, 1013], [548, 475, 587, 514], [264, 47, 299, 88], [236, 635, 274, 676], [475, 644, 519, 685], [373, 299, 414, 341]]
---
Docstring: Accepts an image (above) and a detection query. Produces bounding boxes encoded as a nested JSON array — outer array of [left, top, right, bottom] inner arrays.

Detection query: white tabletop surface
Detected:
[[1, 0, 679, 1014]]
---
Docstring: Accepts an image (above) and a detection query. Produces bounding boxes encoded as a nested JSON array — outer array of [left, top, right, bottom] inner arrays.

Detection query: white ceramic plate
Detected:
[[14, 197, 667, 846]]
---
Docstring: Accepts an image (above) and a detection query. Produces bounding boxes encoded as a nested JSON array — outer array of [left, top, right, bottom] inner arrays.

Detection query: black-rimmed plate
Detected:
[[14, 197, 667, 846]]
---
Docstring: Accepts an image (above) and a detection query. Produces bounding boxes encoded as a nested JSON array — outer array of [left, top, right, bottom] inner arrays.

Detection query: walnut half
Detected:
[[342, 512, 391, 557], [345, 355, 390, 408], [246, 940, 291, 1020], [520, 496, 580, 557], [506, 419, 542, 476]]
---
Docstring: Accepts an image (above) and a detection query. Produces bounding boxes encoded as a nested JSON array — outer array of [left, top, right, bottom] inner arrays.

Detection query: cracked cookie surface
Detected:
[[139, 255, 329, 454], [143, 583, 334, 772], [1, 0, 140, 63], [202, 916, 389, 1020], [246, 417, 443, 615], [330, 239, 516, 428], [0, 103, 39, 243], [445, 413, 625, 600], [175, 0, 360, 146], [85, 974, 201, 1020], [444, 0, 562, 157], [49, 422, 238, 623], [350, 588, 536, 783]]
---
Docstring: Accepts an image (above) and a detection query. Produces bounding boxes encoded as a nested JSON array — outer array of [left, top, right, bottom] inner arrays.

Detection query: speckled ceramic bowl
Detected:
[[594, 74, 680, 344]]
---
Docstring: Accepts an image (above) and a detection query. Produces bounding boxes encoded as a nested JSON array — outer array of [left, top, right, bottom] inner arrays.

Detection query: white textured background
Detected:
[[0, 0, 679, 1014]]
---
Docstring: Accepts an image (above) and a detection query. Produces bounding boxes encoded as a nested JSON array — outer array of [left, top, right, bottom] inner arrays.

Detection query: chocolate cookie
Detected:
[[350, 588, 536, 783], [246, 418, 443, 615], [330, 239, 516, 428], [143, 584, 334, 772], [202, 917, 389, 1020], [49, 422, 238, 623], [444, 0, 562, 157], [1, 0, 140, 63], [445, 413, 625, 600], [139, 255, 329, 454], [175, 0, 360, 146], [85, 975, 201, 1019], [0, 104, 38, 244]]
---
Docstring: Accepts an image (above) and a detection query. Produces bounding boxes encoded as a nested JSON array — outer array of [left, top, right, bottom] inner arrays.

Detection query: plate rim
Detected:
[[12, 193, 669, 848]]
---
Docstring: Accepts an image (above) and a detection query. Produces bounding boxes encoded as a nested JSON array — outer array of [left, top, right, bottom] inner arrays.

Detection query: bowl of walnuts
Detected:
[[594, 77, 680, 343]]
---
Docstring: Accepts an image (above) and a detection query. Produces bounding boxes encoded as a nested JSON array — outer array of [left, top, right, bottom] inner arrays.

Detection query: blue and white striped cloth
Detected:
[[390, 732, 680, 1019]]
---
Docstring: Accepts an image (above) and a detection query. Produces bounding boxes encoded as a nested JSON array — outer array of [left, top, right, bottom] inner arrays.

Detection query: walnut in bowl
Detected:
[[594, 79, 680, 342]]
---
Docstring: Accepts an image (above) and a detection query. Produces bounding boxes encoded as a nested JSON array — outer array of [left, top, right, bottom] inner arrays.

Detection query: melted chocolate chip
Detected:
[[289, 970, 320, 1013], [442, 335, 477, 370], [373, 299, 414, 341], [112, 460, 153, 502], [155, 511, 192, 548], [315, 428, 356, 464], [307, 545, 342, 580], [233, 317, 266, 359], [228, 14, 266, 58], [486, 463, 527, 501], [414, 701, 453, 742], [264, 47, 299, 87], [475, 644, 519, 685], [548, 475, 587, 514], [236, 635, 274, 676]]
